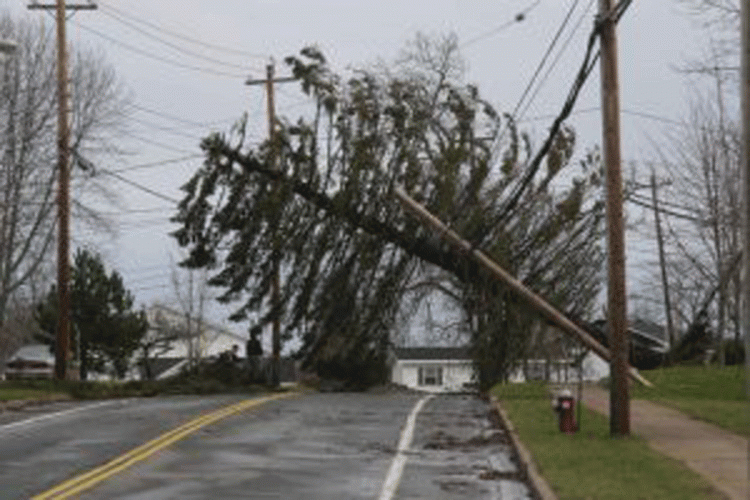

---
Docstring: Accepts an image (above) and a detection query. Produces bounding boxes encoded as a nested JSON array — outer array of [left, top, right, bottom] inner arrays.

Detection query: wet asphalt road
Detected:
[[0, 391, 533, 499]]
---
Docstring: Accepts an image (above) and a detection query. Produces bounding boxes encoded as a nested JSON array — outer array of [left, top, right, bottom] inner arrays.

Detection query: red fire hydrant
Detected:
[[554, 391, 578, 434]]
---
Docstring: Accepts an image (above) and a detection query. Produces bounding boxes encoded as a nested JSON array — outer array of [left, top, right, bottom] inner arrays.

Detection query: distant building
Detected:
[[589, 317, 669, 370], [139, 304, 247, 380], [508, 350, 610, 383], [391, 346, 475, 392]]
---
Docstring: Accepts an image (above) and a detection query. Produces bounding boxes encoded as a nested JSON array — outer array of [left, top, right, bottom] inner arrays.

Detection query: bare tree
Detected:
[[169, 255, 213, 367], [641, 86, 741, 360], [0, 12, 128, 325]]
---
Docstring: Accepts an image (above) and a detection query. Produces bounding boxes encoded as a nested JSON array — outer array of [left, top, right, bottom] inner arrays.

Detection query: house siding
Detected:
[[392, 359, 474, 392]]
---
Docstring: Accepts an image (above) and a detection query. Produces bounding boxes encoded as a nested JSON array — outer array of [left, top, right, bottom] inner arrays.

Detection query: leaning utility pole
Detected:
[[598, 0, 629, 437], [246, 62, 295, 387], [650, 170, 675, 349], [27, 1, 96, 380]]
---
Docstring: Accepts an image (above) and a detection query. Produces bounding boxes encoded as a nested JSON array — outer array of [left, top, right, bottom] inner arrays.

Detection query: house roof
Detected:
[[140, 357, 187, 379], [629, 318, 668, 345], [394, 346, 472, 360], [7, 344, 54, 363], [590, 317, 669, 354]]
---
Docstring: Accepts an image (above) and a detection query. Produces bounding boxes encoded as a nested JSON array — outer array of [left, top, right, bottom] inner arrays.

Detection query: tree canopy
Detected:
[[172, 37, 605, 388]]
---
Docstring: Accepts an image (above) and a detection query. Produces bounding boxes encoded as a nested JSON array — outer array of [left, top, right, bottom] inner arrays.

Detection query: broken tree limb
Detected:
[[394, 187, 652, 387]]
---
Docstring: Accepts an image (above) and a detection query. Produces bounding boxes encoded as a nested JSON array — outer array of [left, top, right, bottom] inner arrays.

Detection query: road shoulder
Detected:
[[491, 396, 558, 500]]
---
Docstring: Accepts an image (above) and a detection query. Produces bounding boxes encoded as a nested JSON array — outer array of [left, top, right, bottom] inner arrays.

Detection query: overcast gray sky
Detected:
[[1, 1, 715, 336]]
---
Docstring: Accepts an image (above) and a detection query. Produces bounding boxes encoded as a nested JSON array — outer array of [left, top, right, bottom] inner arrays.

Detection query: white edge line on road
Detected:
[[0, 400, 119, 432], [378, 394, 434, 500]]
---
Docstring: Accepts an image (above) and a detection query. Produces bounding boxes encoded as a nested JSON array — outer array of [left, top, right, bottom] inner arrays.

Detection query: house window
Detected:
[[418, 366, 443, 386]]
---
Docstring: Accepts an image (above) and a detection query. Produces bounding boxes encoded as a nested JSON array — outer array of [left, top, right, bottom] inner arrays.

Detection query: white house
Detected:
[[507, 350, 610, 383], [140, 304, 247, 379], [391, 347, 475, 392]]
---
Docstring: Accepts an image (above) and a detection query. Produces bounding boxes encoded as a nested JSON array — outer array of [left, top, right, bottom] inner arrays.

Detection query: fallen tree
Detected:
[[172, 40, 606, 388]]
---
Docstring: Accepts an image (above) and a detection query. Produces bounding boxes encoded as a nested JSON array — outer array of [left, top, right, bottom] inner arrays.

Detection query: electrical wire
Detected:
[[628, 192, 705, 216], [98, 1, 269, 59], [96, 206, 175, 215], [132, 283, 171, 293], [496, 0, 638, 220], [126, 102, 235, 128], [118, 130, 198, 154], [107, 155, 202, 174], [97, 169, 180, 204], [512, 0, 580, 119], [626, 196, 706, 223], [75, 22, 247, 78], [518, 106, 599, 122], [517, 0, 594, 120], [519, 106, 688, 128], [97, 8, 255, 71], [128, 116, 209, 141], [461, 0, 543, 48]]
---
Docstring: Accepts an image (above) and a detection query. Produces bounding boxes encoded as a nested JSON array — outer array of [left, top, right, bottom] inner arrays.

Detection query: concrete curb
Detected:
[[490, 396, 558, 500]]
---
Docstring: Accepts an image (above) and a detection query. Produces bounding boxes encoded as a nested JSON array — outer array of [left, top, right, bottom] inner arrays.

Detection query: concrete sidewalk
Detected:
[[582, 385, 748, 500]]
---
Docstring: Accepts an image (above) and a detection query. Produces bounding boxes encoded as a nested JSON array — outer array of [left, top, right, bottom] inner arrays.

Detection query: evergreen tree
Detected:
[[36, 249, 148, 380]]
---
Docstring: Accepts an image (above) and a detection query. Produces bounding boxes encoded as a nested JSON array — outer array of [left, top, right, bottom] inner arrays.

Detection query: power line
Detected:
[[118, 130, 198, 154], [108, 155, 202, 174], [628, 192, 704, 216], [97, 7, 254, 71], [498, 2, 605, 218], [518, 105, 599, 122], [97, 169, 180, 204], [131, 283, 171, 293], [98, 2, 269, 59], [461, 0, 542, 48], [128, 116, 207, 140], [512, 0, 580, 119], [96, 206, 174, 215], [620, 109, 685, 127], [626, 196, 706, 223], [126, 102, 235, 128], [517, 0, 595, 120], [519, 106, 687, 127], [75, 22, 247, 78]]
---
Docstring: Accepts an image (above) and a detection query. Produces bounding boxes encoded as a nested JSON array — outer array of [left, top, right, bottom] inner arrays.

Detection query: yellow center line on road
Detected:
[[32, 392, 297, 500]]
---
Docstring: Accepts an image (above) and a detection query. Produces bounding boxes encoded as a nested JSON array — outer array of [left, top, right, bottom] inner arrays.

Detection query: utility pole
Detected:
[[246, 62, 295, 387], [650, 170, 675, 349], [598, 0, 629, 437], [740, 0, 750, 444], [28, 1, 96, 380]]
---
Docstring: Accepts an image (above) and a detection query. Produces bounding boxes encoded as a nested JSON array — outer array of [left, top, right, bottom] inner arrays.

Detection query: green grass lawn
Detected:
[[493, 382, 726, 500], [0, 381, 71, 401], [633, 364, 750, 437]]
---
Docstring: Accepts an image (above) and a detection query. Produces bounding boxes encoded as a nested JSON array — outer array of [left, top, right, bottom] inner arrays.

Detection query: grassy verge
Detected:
[[0, 383, 71, 402], [493, 382, 725, 500], [0, 372, 286, 401], [632, 364, 750, 437]]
